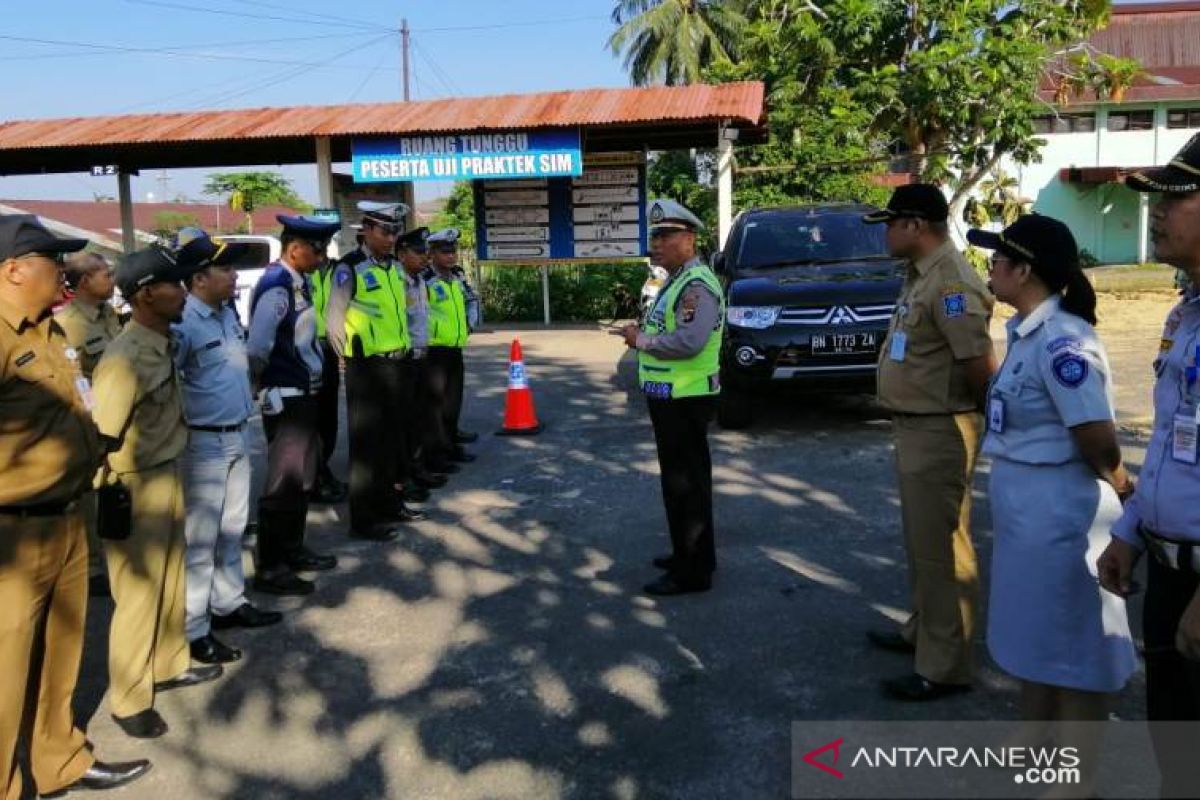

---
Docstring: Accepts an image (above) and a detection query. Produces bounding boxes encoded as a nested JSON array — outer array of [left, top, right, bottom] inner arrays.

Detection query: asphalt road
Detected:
[[68, 322, 1161, 800]]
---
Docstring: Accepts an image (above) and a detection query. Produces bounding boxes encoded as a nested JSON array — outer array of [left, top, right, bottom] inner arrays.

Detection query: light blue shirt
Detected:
[[405, 270, 429, 353], [1113, 289, 1200, 549], [173, 293, 256, 427], [982, 295, 1113, 465]]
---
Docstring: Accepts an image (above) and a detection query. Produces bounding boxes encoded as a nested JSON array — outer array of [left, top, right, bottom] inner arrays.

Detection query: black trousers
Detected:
[[393, 359, 419, 484], [424, 346, 463, 466], [345, 357, 400, 532], [647, 395, 716, 581], [316, 339, 340, 468], [1145, 555, 1200, 798], [258, 395, 319, 571]]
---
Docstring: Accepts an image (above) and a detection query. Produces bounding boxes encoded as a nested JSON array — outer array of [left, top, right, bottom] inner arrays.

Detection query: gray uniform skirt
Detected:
[[987, 458, 1136, 692]]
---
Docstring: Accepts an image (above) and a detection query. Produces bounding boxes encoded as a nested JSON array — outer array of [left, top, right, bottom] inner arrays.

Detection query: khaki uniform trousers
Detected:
[[894, 411, 981, 685], [0, 511, 94, 800], [104, 460, 190, 718], [78, 491, 106, 579]]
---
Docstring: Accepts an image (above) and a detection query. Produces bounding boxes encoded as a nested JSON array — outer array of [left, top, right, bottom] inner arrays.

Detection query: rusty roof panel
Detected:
[[1090, 5, 1200, 69], [0, 83, 765, 152]]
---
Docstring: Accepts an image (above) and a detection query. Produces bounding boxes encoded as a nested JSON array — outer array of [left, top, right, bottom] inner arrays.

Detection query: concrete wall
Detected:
[[1008, 103, 1200, 264]]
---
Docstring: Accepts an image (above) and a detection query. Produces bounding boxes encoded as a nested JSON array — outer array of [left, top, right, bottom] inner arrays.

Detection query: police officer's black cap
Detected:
[[277, 214, 341, 246], [966, 214, 1078, 270], [173, 226, 251, 270], [115, 244, 200, 298], [862, 183, 950, 224], [396, 227, 429, 251], [1126, 132, 1200, 194], [0, 214, 88, 261]]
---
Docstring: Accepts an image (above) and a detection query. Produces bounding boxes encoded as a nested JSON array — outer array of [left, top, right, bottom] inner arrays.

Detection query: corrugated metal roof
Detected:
[[1090, 3, 1200, 69], [0, 82, 766, 152]]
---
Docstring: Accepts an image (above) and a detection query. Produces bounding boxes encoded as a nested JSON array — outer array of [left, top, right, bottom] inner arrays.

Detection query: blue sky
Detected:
[[0, 0, 1170, 205], [0, 0, 626, 204]]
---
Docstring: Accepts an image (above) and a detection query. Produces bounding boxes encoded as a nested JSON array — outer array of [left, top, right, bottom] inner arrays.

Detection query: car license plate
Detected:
[[810, 332, 878, 355]]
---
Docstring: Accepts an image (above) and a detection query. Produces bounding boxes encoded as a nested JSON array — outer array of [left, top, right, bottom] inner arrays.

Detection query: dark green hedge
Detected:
[[479, 263, 646, 322]]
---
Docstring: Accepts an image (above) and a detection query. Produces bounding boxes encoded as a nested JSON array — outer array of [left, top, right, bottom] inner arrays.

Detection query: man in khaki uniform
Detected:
[[864, 184, 997, 701], [0, 215, 149, 798], [56, 252, 122, 596], [92, 245, 222, 739]]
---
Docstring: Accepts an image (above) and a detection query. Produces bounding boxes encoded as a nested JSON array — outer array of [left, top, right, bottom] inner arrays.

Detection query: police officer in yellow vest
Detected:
[[617, 199, 724, 596], [422, 227, 479, 473], [326, 202, 427, 542], [309, 241, 346, 504]]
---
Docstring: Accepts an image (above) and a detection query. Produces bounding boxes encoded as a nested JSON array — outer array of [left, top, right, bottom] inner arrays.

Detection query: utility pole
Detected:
[[401, 18, 411, 101]]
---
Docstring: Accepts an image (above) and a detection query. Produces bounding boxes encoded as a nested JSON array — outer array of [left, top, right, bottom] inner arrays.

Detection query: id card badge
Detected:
[[1173, 411, 1198, 464], [889, 331, 908, 362], [987, 397, 1005, 433], [74, 375, 95, 411]]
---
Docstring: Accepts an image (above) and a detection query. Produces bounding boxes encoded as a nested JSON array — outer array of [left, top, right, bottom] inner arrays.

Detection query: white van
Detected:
[[215, 235, 340, 325]]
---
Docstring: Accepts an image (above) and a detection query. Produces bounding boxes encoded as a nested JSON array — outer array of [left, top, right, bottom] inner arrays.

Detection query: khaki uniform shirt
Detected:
[[55, 298, 122, 378], [877, 240, 993, 414], [0, 297, 102, 505], [92, 320, 187, 474]]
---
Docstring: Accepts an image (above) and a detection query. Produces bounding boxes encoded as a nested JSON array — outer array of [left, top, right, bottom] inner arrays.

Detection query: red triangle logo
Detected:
[[803, 737, 845, 779]]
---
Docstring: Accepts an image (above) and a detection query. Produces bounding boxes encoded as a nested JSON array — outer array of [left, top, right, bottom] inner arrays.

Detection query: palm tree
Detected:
[[608, 0, 745, 86]]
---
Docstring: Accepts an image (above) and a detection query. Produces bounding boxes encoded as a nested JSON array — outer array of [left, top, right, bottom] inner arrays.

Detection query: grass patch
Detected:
[[1086, 264, 1178, 295]]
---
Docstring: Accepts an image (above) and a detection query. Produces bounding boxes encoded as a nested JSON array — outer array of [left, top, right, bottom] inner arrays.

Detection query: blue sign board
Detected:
[[352, 129, 582, 183]]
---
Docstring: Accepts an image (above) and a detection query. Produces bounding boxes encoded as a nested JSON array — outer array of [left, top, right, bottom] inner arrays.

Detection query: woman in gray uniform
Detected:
[[968, 215, 1136, 780]]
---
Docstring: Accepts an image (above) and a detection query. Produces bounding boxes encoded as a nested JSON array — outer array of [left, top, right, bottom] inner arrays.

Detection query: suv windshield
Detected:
[[734, 212, 888, 269]]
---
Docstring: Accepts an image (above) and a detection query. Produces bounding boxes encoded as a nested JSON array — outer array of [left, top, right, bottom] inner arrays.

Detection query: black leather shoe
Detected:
[[652, 554, 675, 571], [287, 547, 338, 572], [881, 673, 971, 702], [454, 430, 479, 444], [401, 482, 431, 503], [394, 505, 428, 522], [866, 629, 916, 654], [252, 570, 314, 596], [350, 525, 400, 542], [64, 759, 152, 792], [643, 573, 711, 596], [211, 603, 283, 630], [450, 448, 477, 463], [428, 461, 460, 474], [189, 634, 242, 665], [414, 472, 448, 489], [111, 709, 168, 739], [88, 573, 110, 598], [154, 664, 223, 693]]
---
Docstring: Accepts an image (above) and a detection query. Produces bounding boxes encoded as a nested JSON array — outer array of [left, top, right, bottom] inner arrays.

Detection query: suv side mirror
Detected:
[[711, 252, 726, 273]]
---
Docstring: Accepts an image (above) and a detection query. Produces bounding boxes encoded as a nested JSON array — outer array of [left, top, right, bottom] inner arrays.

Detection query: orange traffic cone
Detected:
[[497, 338, 542, 436]]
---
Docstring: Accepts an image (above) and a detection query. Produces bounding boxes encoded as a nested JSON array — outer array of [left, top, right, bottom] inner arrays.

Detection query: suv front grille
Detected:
[[777, 303, 895, 326]]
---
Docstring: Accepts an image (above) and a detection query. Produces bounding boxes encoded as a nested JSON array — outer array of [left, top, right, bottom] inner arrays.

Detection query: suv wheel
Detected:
[[717, 386, 753, 430]]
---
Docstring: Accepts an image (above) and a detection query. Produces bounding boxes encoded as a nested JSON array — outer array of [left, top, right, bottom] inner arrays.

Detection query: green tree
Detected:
[[608, 0, 745, 86], [431, 181, 476, 254], [201, 171, 308, 234], [150, 210, 200, 242]]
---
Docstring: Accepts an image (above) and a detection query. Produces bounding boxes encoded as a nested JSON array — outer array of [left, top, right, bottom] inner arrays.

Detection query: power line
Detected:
[[195, 33, 391, 109], [0, 31, 365, 62], [123, 0, 381, 31], [411, 39, 461, 97], [0, 33, 401, 72], [414, 15, 608, 34], [225, 0, 379, 29], [347, 37, 395, 102]]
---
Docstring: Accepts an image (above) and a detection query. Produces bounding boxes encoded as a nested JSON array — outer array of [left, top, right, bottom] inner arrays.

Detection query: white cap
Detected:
[[427, 228, 461, 247], [647, 198, 704, 232]]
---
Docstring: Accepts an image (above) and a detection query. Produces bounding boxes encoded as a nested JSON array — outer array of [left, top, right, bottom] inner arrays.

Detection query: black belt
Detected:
[[189, 423, 247, 433], [0, 500, 77, 517], [1141, 526, 1200, 573]]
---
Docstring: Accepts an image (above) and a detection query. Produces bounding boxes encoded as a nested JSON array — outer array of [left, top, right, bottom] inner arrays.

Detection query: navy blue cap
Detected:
[[173, 226, 250, 269], [116, 244, 200, 298], [396, 227, 429, 251], [277, 214, 340, 244], [863, 183, 949, 224]]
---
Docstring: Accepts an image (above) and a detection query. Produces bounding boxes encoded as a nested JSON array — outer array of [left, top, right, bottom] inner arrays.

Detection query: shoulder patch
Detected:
[[15, 351, 35, 367], [1045, 335, 1082, 353], [941, 290, 967, 319], [335, 269, 352, 287], [1052, 351, 1089, 388]]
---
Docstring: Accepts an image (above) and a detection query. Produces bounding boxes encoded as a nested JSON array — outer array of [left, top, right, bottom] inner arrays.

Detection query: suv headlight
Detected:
[[726, 306, 781, 329]]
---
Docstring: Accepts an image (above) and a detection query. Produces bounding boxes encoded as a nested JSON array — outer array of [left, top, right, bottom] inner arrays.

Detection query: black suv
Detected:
[[714, 204, 904, 428]]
